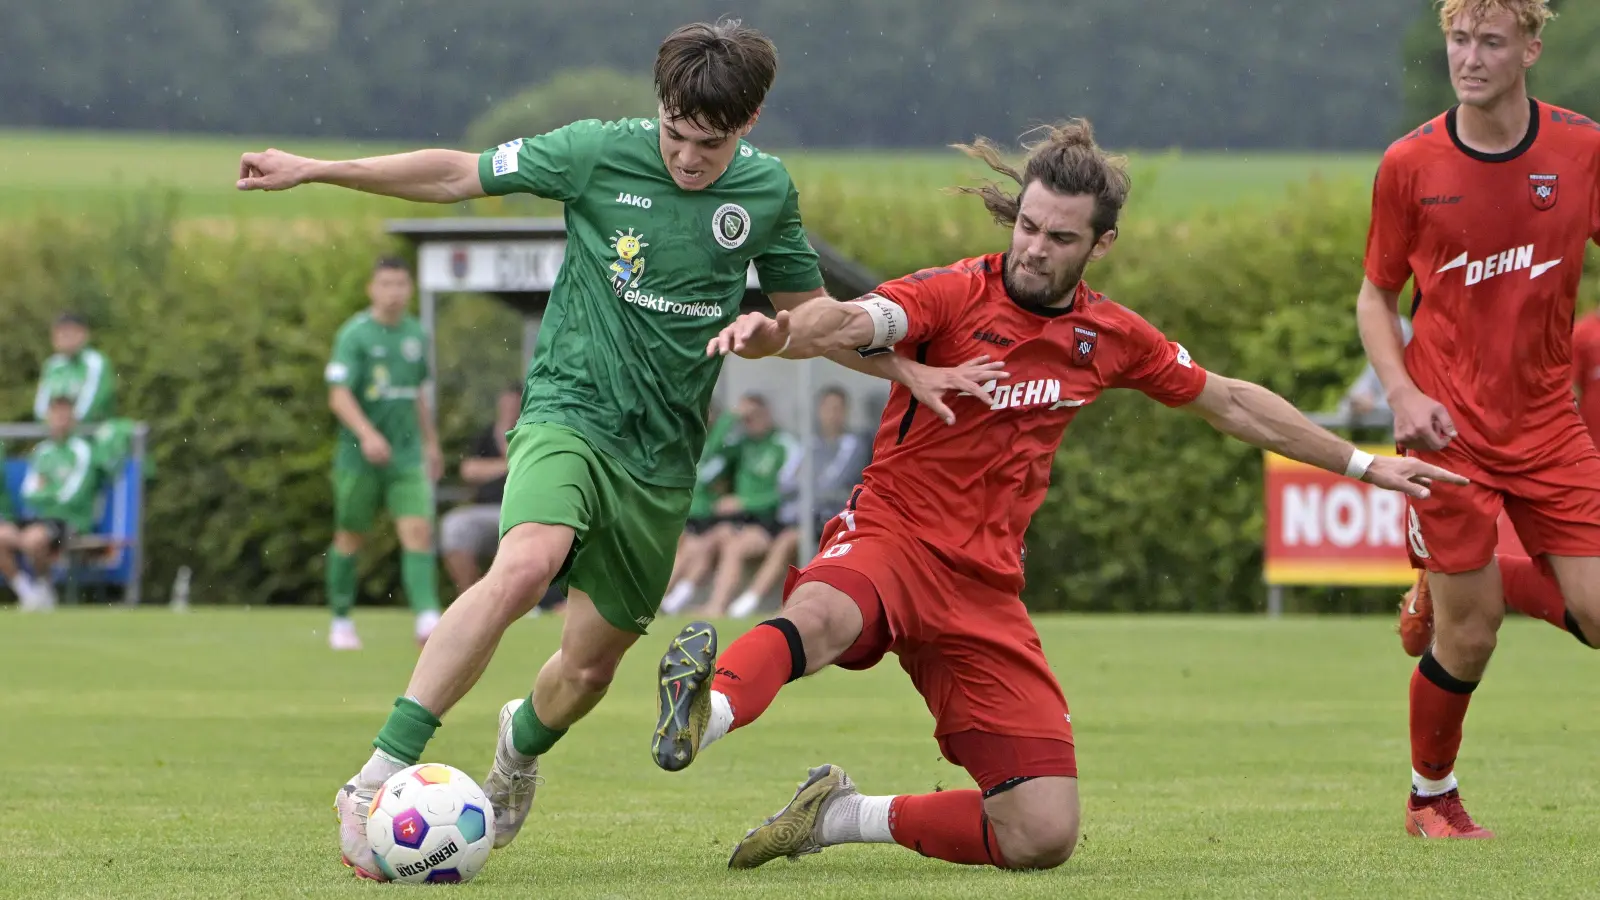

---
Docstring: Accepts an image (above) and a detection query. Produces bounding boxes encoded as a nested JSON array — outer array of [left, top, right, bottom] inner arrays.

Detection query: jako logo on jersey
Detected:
[[615, 192, 653, 209], [608, 228, 649, 296], [1437, 244, 1563, 285]]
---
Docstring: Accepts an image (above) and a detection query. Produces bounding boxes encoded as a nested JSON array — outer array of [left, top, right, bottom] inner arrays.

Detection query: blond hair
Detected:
[[951, 119, 1132, 239], [1437, 0, 1554, 36]]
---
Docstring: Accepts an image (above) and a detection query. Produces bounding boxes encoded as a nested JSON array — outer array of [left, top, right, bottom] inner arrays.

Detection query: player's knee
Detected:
[[1435, 616, 1498, 662], [782, 584, 863, 665], [996, 815, 1079, 870], [332, 531, 365, 554], [566, 660, 618, 694], [20, 529, 49, 556], [396, 516, 432, 551]]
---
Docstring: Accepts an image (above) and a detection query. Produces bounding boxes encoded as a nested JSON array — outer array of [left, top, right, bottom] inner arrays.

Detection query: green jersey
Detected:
[[731, 429, 803, 517], [477, 118, 824, 489], [21, 435, 100, 532], [34, 347, 115, 423], [324, 312, 430, 469], [688, 413, 741, 519]]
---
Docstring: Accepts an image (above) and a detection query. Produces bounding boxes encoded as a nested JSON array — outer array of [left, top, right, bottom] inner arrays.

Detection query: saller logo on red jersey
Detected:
[[1436, 244, 1563, 286]]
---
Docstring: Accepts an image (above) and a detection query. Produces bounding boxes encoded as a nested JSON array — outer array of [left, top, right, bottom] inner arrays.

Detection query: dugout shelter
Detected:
[[387, 217, 884, 556]]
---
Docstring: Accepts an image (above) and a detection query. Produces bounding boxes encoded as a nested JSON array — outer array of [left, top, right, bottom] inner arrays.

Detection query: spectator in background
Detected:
[[723, 385, 873, 618], [800, 385, 872, 537], [1339, 316, 1414, 420], [698, 393, 801, 618], [34, 312, 116, 424], [661, 402, 740, 615], [4, 396, 103, 611], [439, 384, 563, 614], [0, 438, 31, 607]]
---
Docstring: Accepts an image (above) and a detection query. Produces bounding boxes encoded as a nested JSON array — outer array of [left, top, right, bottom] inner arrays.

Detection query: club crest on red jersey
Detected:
[[1529, 173, 1558, 211], [1071, 327, 1098, 366]]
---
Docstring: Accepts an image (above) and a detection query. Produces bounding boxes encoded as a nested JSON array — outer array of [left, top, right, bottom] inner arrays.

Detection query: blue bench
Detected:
[[4, 456, 143, 603]]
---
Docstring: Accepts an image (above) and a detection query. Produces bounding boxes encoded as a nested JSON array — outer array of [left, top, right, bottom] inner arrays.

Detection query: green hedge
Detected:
[[0, 197, 521, 607], [3, 183, 1596, 612]]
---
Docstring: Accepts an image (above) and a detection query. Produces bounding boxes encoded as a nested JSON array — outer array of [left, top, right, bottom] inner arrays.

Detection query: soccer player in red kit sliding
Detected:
[[644, 120, 1464, 871], [1360, 0, 1600, 839]]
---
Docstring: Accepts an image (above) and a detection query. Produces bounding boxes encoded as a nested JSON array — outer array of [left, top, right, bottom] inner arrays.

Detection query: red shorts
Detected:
[[782, 513, 1077, 791], [1405, 440, 1600, 574]]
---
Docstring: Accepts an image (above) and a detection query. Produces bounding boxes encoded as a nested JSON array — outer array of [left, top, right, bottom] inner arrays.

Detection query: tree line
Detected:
[[6, 0, 1444, 151]]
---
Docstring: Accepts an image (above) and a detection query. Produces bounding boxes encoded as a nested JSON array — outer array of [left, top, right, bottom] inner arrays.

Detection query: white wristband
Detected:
[[1344, 448, 1375, 480], [775, 334, 792, 357]]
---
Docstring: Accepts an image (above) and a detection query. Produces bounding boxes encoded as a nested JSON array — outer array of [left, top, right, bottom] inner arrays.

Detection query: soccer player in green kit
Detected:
[[323, 257, 445, 652], [237, 19, 1000, 880]]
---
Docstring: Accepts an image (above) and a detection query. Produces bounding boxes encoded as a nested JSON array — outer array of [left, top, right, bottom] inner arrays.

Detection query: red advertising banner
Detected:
[[1263, 447, 1526, 586]]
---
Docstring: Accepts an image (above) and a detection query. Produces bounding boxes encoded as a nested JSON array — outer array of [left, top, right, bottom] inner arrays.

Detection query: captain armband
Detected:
[[848, 294, 910, 358]]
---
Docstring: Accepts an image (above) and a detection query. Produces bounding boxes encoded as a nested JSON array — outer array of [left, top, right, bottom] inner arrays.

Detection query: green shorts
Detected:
[[500, 422, 692, 635], [332, 464, 434, 533]]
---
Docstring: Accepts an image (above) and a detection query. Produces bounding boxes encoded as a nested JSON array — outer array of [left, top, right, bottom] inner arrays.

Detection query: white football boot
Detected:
[[482, 698, 543, 849]]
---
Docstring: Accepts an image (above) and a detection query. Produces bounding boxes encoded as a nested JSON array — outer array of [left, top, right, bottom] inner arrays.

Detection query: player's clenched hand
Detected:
[[1390, 387, 1457, 451], [902, 355, 1011, 426], [236, 148, 319, 192], [1360, 455, 1468, 500], [706, 311, 791, 359], [361, 433, 393, 466]]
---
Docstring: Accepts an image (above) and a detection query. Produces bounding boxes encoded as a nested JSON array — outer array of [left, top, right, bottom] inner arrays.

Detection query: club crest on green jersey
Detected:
[[608, 228, 649, 296], [713, 203, 751, 250]]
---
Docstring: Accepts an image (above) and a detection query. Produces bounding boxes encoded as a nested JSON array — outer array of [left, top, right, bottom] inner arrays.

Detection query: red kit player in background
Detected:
[[1573, 308, 1600, 439], [1361, 0, 1600, 838], [644, 120, 1463, 872]]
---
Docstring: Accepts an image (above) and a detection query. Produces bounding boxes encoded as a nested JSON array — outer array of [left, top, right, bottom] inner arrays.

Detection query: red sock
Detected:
[[889, 791, 1008, 868], [1498, 554, 1568, 629], [1410, 650, 1477, 783], [712, 621, 798, 730]]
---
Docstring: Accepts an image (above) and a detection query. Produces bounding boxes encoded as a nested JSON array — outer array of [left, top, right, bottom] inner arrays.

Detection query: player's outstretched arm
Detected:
[[1185, 374, 1468, 499], [237, 148, 485, 203], [711, 299, 1006, 425]]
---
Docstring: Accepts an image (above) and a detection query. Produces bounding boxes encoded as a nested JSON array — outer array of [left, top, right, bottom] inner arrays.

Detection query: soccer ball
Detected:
[[367, 763, 496, 884]]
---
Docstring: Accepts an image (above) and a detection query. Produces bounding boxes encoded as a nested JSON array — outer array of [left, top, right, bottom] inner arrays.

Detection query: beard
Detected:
[[1003, 253, 1086, 308]]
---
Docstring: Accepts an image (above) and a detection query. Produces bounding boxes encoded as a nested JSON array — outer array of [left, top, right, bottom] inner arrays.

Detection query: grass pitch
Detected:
[[0, 128, 1377, 224], [2, 609, 1592, 898]]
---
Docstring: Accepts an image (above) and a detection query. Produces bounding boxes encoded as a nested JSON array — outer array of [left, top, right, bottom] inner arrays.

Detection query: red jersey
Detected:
[[847, 253, 1208, 591], [1573, 311, 1600, 440], [1364, 99, 1600, 467]]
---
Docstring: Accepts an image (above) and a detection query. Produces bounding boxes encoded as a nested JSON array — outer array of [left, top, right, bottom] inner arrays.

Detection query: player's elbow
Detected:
[[430, 150, 487, 203]]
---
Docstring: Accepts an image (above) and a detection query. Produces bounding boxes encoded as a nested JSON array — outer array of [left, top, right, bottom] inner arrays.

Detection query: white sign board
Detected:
[[419, 240, 761, 293]]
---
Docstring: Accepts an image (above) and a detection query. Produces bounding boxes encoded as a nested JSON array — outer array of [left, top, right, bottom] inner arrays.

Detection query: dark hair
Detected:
[[504, 382, 523, 396], [654, 19, 778, 134], [372, 256, 411, 276], [54, 312, 88, 327], [47, 393, 75, 407], [817, 385, 849, 404], [951, 119, 1132, 240]]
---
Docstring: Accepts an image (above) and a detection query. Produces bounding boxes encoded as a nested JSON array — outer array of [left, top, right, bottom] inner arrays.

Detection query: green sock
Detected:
[[373, 696, 441, 765], [401, 550, 441, 613], [326, 548, 357, 618], [512, 694, 567, 758]]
